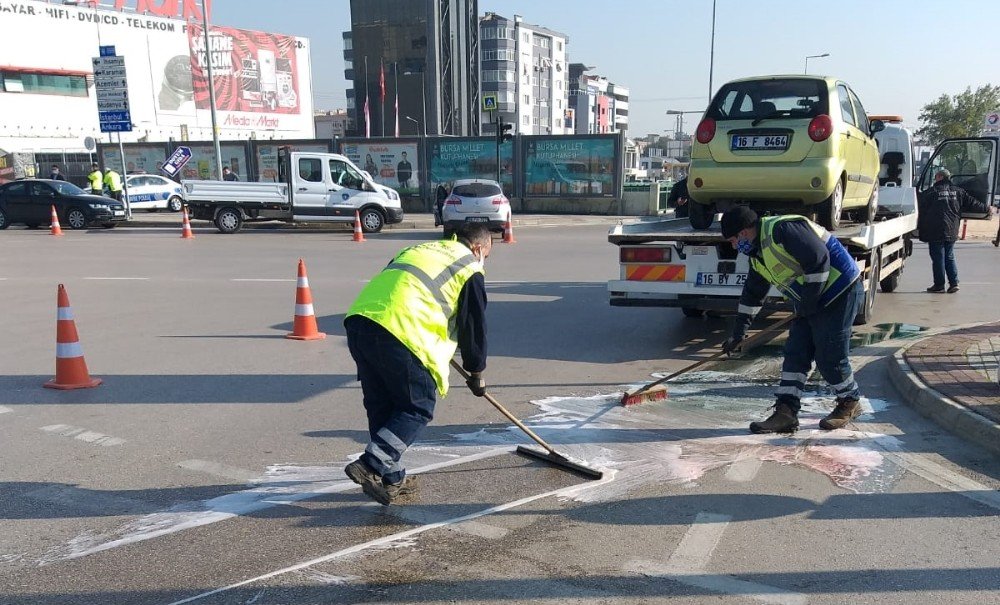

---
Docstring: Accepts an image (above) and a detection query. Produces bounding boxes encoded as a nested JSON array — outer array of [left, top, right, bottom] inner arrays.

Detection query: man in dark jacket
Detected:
[[917, 169, 988, 293], [667, 177, 689, 218], [434, 183, 449, 226], [48, 165, 66, 181]]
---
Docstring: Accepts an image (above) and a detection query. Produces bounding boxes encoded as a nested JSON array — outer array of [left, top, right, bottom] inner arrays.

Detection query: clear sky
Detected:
[[212, 0, 999, 137]]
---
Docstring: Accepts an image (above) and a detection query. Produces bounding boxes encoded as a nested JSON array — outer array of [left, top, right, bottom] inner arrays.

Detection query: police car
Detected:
[[125, 174, 185, 212]]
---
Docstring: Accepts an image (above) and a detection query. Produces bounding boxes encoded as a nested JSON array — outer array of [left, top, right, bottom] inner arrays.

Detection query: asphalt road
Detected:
[[0, 224, 997, 604]]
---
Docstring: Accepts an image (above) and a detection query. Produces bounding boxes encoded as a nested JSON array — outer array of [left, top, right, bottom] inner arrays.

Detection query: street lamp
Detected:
[[665, 109, 702, 138], [804, 53, 830, 74], [404, 115, 420, 135], [402, 70, 427, 136]]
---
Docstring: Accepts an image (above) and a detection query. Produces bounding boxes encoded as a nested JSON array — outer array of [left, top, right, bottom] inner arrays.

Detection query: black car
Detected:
[[0, 179, 127, 230]]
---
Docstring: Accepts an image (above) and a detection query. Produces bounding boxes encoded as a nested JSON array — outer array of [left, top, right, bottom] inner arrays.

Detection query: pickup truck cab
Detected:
[[184, 150, 404, 234]]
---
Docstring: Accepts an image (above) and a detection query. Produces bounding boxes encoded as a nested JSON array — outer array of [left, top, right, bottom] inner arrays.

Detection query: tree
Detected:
[[916, 84, 1000, 145]]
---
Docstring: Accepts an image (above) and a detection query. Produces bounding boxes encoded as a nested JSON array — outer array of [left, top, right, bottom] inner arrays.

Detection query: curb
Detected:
[[114, 215, 629, 231], [887, 340, 1000, 457]]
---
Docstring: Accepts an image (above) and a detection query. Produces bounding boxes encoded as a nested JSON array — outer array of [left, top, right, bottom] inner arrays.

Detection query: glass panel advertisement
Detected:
[[101, 144, 169, 175], [340, 141, 421, 196], [170, 143, 250, 181], [255, 141, 331, 182], [523, 136, 617, 196], [428, 138, 514, 194]]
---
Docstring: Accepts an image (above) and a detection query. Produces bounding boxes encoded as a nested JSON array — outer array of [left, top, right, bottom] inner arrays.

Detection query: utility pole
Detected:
[[201, 0, 223, 180]]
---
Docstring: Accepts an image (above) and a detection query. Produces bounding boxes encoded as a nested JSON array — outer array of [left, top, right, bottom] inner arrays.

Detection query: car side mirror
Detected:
[[362, 181, 376, 192], [869, 119, 885, 136]]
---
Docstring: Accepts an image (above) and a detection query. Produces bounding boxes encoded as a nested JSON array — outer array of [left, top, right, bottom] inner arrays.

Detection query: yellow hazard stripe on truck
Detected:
[[625, 264, 686, 281]]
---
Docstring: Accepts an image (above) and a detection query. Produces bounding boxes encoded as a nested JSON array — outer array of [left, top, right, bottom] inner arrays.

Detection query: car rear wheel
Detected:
[[0, 208, 8, 230], [359, 207, 385, 233], [681, 306, 705, 318], [167, 196, 183, 212], [862, 185, 878, 224], [688, 201, 715, 230], [818, 181, 844, 231], [66, 208, 88, 230]]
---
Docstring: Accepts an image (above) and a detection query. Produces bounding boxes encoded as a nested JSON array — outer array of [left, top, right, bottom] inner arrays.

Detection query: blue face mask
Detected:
[[736, 238, 753, 256]]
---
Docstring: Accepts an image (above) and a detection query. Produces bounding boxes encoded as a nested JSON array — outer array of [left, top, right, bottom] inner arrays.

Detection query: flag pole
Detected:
[[394, 62, 399, 137], [381, 58, 386, 138], [364, 56, 370, 139]]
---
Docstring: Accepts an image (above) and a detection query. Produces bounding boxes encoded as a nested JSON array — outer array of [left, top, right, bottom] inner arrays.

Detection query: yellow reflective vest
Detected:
[[103, 170, 122, 192], [347, 239, 484, 395], [87, 170, 103, 192]]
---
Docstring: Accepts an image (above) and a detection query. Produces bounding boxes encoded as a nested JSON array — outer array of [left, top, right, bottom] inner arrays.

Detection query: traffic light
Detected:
[[497, 117, 513, 145]]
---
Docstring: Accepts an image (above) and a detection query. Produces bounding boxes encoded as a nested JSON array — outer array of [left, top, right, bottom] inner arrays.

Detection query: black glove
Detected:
[[722, 334, 746, 356], [466, 372, 486, 397]]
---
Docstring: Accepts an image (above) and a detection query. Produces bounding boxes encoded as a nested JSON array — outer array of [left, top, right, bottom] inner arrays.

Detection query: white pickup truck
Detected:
[[183, 150, 404, 234]]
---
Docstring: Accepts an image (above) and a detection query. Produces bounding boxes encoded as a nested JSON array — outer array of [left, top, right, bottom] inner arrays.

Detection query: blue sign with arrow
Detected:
[[161, 146, 193, 177]]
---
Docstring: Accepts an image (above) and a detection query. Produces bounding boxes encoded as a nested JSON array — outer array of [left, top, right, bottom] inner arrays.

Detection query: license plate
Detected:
[[466, 216, 489, 223], [730, 134, 789, 150], [696, 272, 747, 286], [113, 211, 125, 216]]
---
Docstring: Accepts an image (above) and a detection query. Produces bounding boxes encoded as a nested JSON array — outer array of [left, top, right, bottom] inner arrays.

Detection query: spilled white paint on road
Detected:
[[0, 405, 12, 414], [40, 424, 126, 447]]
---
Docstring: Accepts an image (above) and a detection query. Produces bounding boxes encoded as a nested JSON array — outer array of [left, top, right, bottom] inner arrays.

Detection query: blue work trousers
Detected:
[[776, 279, 864, 412], [928, 241, 959, 289], [345, 316, 437, 485]]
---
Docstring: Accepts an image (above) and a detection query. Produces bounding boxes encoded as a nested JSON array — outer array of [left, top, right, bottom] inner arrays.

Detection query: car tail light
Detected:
[[695, 118, 716, 144], [491, 197, 507, 205], [445, 196, 461, 205], [808, 114, 833, 142], [620, 246, 671, 263]]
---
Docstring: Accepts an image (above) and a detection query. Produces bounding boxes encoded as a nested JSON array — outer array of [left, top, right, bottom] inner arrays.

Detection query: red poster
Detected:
[[188, 24, 301, 115]]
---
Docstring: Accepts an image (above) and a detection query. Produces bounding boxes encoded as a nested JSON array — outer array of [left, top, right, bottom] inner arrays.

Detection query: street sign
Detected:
[[161, 146, 193, 177], [985, 111, 1000, 131], [482, 94, 498, 112], [93, 48, 132, 133]]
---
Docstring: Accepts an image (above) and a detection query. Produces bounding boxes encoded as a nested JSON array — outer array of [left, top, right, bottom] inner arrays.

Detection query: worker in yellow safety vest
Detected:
[[103, 168, 123, 201], [342, 223, 494, 505], [86, 164, 103, 195]]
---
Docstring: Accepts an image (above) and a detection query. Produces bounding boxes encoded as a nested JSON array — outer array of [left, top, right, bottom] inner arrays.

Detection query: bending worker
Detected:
[[103, 167, 123, 201], [87, 164, 103, 196], [720, 207, 865, 434], [343, 223, 493, 505]]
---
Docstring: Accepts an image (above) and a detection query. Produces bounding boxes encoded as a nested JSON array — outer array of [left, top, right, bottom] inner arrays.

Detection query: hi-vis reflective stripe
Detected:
[[737, 304, 761, 316], [297, 276, 309, 288], [295, 304, 314, 316], [625, 264, 686, 282], [803, 271, 830, 283], [780, 371, 809, 384], [57, 307, 74, 321], [56, 342, 84, 359], [387, 254, 477, 317]]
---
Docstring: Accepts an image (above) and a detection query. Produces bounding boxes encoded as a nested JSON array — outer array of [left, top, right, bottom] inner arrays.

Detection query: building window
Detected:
[[482, 49, 516, 61], [522, 32, 529, 42], [523, 115, 530, 125], [557, 100, 562, 109], [533, 117, 539, 126], [1, 72, 88, 97], [523, 94, 530, 104], [482, 70, 514, 83], [557, 41, 563, 51], [535, 37, 550, 49], [556, 80, 562, 90], [483, 27, 512, 40]]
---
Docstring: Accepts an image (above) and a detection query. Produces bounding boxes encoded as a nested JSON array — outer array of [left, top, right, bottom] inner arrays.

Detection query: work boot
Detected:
[[749, 402, 799, 434], [344, 459, 393, 505], [385, 474, 418, 499], [819, 397, 861, 430], [926, 285, 945, 293]]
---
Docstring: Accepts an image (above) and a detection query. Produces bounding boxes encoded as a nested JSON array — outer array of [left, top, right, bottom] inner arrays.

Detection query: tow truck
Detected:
[[608, 119, 998, 324]]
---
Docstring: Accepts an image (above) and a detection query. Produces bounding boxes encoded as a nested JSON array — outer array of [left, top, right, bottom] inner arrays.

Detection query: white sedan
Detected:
[[125, 174, 185, 212]]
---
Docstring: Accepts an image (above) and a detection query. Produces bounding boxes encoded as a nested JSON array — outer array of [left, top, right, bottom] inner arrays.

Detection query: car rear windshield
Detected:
[[453, 183, 502, 197], [706, 79, 829, 121]]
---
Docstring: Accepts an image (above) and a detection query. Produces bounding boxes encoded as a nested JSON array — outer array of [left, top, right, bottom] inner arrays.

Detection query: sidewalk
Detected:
[[888, 321, 1000, 456]]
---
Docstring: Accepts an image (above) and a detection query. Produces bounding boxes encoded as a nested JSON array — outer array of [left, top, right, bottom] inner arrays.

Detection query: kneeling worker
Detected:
[[343, 224, 493, 505], [720, 207, 865, 434]]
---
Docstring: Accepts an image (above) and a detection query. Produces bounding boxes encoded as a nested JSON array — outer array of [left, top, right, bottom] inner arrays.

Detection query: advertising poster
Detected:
[[100, 144, 169, 174], [171, 143, 250, 180], [187, 24, 301, 115], [523, 136, 617, 196], [340, 141, 420, 196], [427, 138, 514, 194], [255, 142, 330, 182]]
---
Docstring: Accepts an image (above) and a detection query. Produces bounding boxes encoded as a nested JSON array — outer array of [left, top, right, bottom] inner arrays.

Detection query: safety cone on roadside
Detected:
[[49, 205, 63, 236], [502, 217, 516, 244], [180, 206, 195, 239], [352, 210, 366, 242], [286, 258, 326, 341], [44, 284, 102, 390]]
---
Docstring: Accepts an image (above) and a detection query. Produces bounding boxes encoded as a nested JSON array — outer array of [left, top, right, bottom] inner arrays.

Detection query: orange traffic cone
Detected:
[[180, 206, 195, 239], [50, 205, 63, 236], [352, 210, 366, 242], [44, 284, 102, 390], [286, 258, 326, 341], [502, 217, 516, 244]]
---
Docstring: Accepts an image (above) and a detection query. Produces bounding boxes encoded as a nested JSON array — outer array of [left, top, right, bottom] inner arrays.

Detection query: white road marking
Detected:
[[83, 277, 149, 281], [386, 505, 510, 540], [40, 424, 126, 447], [667, 512, 731, 570], [164, 473, 616, 605], [231, 279, 296, 282], [0, 406, 12, 414], [632, 563, 808, 605], [178, 460, 261, 483], [724, 457, 764, 482]]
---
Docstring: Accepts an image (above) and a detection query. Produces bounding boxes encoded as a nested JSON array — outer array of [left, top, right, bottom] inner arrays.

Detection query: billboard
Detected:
[[171, 143, 250, 181], [340, 141, 420, 196], [428, 138, 514, 194], [523, 136, 617, 196], [100, 144, 168, 174]]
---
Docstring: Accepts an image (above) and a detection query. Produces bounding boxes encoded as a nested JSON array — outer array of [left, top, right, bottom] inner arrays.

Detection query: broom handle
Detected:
[[630, 313, 797, 396], [450, 360, 557, 455]]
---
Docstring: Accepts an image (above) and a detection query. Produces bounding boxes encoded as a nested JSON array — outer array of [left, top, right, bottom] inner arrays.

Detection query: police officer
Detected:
[[343, 223, 492, 505], [87, 163, 103, 195], [103, 167, 123, 201], [720, 207, 865, 434]]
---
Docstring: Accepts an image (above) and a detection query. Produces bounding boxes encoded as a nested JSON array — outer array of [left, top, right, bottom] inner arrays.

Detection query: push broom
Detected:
[[620, 313, 796, 406], [451, 360, 604, 479]]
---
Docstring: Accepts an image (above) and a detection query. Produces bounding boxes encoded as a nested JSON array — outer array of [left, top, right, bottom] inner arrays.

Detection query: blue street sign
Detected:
[[100, 45, 117, 57], [100, 122, 133, 133], [161, 146, 193, 176], [99, 111, 131, 122]]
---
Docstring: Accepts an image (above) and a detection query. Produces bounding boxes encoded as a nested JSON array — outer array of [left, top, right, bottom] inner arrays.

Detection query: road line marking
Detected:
[[667, 512, 731, 570], [724, 457, 763, 482], [631, 562, 808, 605], [231, 279, 296, 282], [164, 471, 616, 605], [386, 505, 510, 540], [83, 277, 150, 280], [178, 460, 261, 483], [0, 406, 12, 414], [40, 424, 126, 447]]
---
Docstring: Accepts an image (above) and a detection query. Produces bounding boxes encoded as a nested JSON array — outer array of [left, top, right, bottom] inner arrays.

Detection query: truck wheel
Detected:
[[863, 186, 878, 224], [215, 207, 243, 234], [359, 207, 385, 233], [879, 272, 900, 293], [681, 307, 705, 318], [854, 251, 880, 326], [818, 181, 844, 231], [688, 201, 715, 230]]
